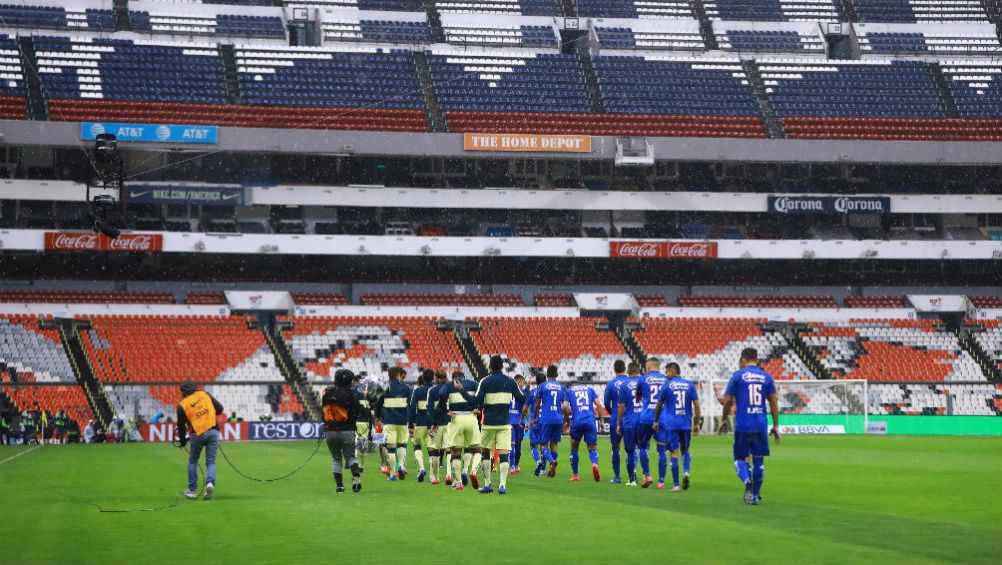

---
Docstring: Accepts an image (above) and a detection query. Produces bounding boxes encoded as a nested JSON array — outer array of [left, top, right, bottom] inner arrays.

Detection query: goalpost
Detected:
[[698, 379, 869, 435]]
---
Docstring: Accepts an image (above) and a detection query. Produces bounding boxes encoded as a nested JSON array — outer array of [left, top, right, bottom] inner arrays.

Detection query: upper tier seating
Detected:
[[185, 291, 227, 305], [444, 24, 557, 47], [632, 317, 814, 381], [0, 5, 116, 31], [361, 293, 524, 306], [635, 294, 669, 307], [853, 0, 989, 22], [969, 296, 1002, 308], [106, 383, 303, 421], [534, 293, 574, 307], [703, 0, 843, 21], [799, 319, 984, 381], [290, 292, 350, 305], [575, 0, 695, 18], [473, 317, 627, 381], [973, 320, 1001, 370], [0, 290, 175, 304], [0, 315, 75, 384], [717, 29, 826, 53], [283, 316, 468, 380], [81, 315, 284, 383], [0, 34, 27, 120], [856, 30, 1002, 56], [678, 294, 838, 307], [844, 295, 909, 308], [130, 11, 286, 38], [594, 27, 705, 51], [941, 61, 1002, 120], [434, 0, 560, 16], [3, 384, 94, 427], [870, 383, 1002, 415], [271, 0, 423, 10], [322, 18, 431, 44]]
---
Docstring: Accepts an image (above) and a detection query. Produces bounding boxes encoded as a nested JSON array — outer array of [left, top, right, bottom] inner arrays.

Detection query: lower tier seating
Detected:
[[844, 295, 909, 308], [105, 383, 303, 421], [635, 294, 670, 307], [3, 384, 94, 427], [973, 320, 1002, 370], [534, 294, 574, 307], [870, 383, 1002, 416], [290, 292, 350, 305], [0, 315, 75, 383]]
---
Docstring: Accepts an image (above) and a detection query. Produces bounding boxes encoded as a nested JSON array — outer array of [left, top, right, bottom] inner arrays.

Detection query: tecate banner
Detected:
[[609, 241, 718, 259], [44, 232, 163, 252], [126, 186, 244, 206], [778, 425, 846, 435], [248, 421, 325, 440], [81, 122, 218, 144], [768, 196, 891, 215]]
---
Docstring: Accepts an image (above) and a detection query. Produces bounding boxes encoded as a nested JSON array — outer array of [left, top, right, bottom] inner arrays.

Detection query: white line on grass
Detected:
[[0, 445, 41, 465]]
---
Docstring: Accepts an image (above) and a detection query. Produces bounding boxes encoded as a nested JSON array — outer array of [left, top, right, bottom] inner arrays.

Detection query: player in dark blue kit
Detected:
[[654, 362, 701, 492], [509, 375, 528, 474], [635, 358, 668, 489], [603, 360, 629, 484], [615, 362, 643, 486], [566, 382, 603, 482], [531, 365, 568, 478], [719, 348, 780, 505], [523, 372, 547, 476]]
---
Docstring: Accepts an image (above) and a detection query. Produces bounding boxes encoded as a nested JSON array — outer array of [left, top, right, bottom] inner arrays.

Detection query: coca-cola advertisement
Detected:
[[44, 232, 163, 252], [609, 241, 718, 259]]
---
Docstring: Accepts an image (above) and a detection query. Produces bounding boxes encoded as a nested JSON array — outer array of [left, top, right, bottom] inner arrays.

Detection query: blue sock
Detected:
[[611, 444, 621, 478], [626, 451, 636, 478], [588, 449, 598, 466], [735, 459, 751, 484], [656, 445, 668, 483], [639, 448, 650, 477], [683, 451, 691, 474], [570, 450, 579, 474], [671, 457, 680, 487], [550, 449, 558, 464], [531, 447, 540, 464], [752, 457, 764, 496]]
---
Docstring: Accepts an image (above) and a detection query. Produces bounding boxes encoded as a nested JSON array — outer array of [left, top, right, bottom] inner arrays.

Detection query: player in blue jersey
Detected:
[[654, 362, 701, 492], [719, 348, 780, 505], [566, 382, 603, 482], [615, 362, 643, 486], [635, 358, 668, 489], [531, 365, 568, 478], [523, 372, 547, 476], [509, 375, 528, 474], [603, 360, 629, 484]]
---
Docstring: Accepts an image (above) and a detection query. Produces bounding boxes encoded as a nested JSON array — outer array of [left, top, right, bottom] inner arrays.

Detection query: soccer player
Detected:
[[719, 348, 780, 505], [474, 356, 525, 494], [616, 362, 643, 486], [432, 371, 481, 491], [176, 380, 225, 500], [425, 370, 452, 485], [408, 368, 435, 482], [654, 362, 701, 492], [635, 358, 668, 488], [566, 382, 603, 482], [532, 365, 568, 478], [604, 360, 629, 483], [523, 372, 547, 476], [20, 404, 37, 446], [509, 374, 528, 474], [53, 409, 67, 445], [377, 367, 412, 481], [322, 369, 368, 493]]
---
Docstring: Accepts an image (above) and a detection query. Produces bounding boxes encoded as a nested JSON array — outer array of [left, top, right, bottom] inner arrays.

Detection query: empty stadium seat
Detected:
[[434, 0, 559, 16], [285, 0, 423, 10], [973, 320, 1002, 370], [186, 291, 227, 305], [322, 17, 431, 44], [678, 295, 838, 307], [704, 0, 843, 21], [717, 29, 826, 53], [853, 0, 989, 22], [0, 315, 76, 384], [869, 383, 1002, 415], [576, 0, 694, 18], [105, 382, 302, 421], [533, 293, 574, 307], [844, 295, 908, 308], [0, 290, 176, 304], [0, 34, 28, 120], [130, 10, 286, 39], [444, 24, 557, 48], [856, 28, 1002, 56], [290, 292, 349, 305], [634, 294, 669, 307], [594, 26, 705, 51], [970, 296, 1002, 308], [0, 4, 115, 31], [3, 384, 94, 427], [361, 293, 524, 306]]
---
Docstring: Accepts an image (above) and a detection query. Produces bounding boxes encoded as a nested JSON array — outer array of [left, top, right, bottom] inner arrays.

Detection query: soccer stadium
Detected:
[[0, 0, 1001, 563]]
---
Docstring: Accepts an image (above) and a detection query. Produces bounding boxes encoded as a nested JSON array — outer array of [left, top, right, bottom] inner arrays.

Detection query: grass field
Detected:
[[2, 435, 1000, 565]]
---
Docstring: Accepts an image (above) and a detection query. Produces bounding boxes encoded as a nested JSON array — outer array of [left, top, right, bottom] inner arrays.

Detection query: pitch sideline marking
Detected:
[[0, 445, 41, 465]]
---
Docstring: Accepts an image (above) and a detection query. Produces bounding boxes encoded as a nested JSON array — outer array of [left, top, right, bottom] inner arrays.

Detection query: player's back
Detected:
[[604, 375, 626, 414], [537, 380, 567, 425], [381, 379, 412, 424], [567, 384, 597, 427], [477, 372, 518, 426], [638, 371, 667, 425], [618, 378, 642, 428], [666, 376, 698, 430], [726, 366, 775, 433], [510, 384, 527, 425]]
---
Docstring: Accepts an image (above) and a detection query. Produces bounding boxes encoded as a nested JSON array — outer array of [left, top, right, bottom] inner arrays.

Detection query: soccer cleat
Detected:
[[183, 489, 198, 500], [512, 466, 520, 475], [682, 474, 690, 490], [641, 476, 653, 489], [534, 461, 546, 477], [626, 480, 638, 487], [478, 484, 494, 494], [547, 462, 557, 478], [749, 495, 760, 506], [336, 486, 345, 493], [417, 469, 426, 483], [380, 466, 390, 476], [387, 475, 397, 482], [592, 464, 601, 482], [352, 483, 362, 493], [570, 474, 581, 482], [470, 473, 480, 489], [609, 477, 622, 484], [461, 473, 469, 486], [398, 467, 407, 480], [430, 478, 440, 485], [453, 484, 465, 491], [743, 481, 755, 504], [203, 482, 214, 501], [445, 476, 453, 486], [671, 486, 682, 493], [497, 485, 507, 495], [657, 482, 665, 490]]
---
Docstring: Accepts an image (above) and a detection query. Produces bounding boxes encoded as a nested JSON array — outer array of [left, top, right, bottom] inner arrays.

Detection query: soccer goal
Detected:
[[697, 379, 869, 435]]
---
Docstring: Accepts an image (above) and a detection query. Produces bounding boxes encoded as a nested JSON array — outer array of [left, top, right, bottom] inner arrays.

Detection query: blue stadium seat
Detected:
[[704, 0, 843, 22]]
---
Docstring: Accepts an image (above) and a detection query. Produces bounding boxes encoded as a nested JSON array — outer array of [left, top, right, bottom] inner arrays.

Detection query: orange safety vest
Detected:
[[179, 390, 217, 436]]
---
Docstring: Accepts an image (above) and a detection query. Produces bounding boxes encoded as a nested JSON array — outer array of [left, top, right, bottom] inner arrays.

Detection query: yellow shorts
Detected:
[[481, 425, 511, 452], [356, 422, 370, 436], [383, 424, 409, 447], [412, 426, 429, 448], [430, 423, 450, 451], [447, 414, 481, 450]]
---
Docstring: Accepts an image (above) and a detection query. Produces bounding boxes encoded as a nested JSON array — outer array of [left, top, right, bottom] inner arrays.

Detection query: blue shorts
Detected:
[[511, 424, 525, 446], [609, 423, 622, 447], [636, 423, 668, 449], [569, 422, 598, 446], [733, 431, 770, 459], [540, 423, 563, 444], [529, 424, 542, 445], [668, 429, 691, 452], [621, 427, 638, 452]]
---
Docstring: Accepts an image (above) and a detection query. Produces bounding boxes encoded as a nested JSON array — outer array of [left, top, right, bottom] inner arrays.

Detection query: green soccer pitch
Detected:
[[1, 435, 1000, 565]]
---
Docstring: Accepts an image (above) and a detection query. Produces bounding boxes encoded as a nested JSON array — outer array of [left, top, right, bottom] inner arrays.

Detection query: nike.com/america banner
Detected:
[[125, 186, 244, 206]]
